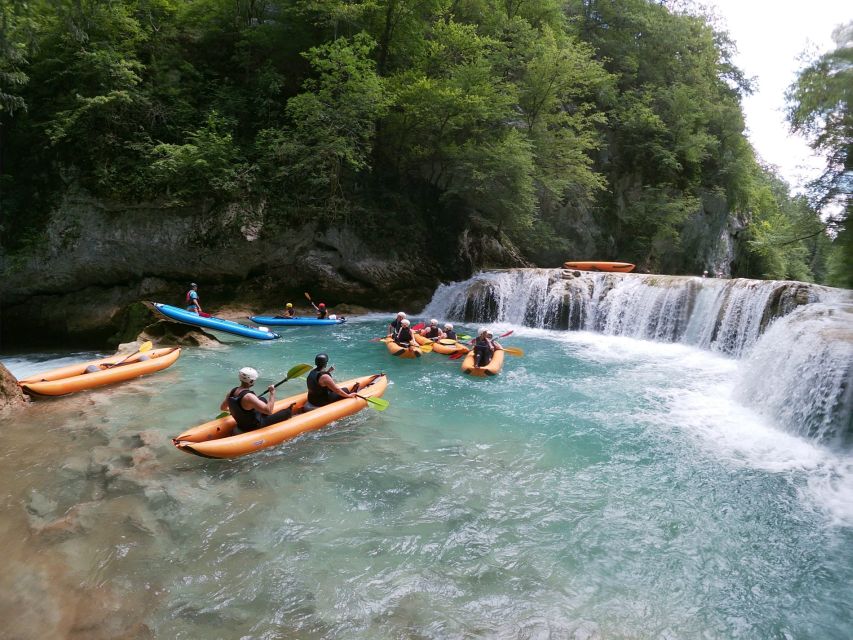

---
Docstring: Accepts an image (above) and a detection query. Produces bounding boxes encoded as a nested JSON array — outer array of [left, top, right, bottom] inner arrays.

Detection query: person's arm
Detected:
[[493, 341, 503, 350], [319, 373, 355, 399], [243, 387, 276, 414], [220, 392, 230, 412]]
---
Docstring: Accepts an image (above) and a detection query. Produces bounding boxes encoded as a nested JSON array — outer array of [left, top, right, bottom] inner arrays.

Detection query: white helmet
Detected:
[[397, 311, 406, 317], [430, 318, 438, 325], [444, 323, 453, 330], [401, 318, 410, 327], [479, 327, 489, 336], [238, 367, 259, 384]]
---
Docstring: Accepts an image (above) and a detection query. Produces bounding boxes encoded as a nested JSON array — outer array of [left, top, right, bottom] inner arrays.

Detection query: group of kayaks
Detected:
[[382, 334, 506, 377]]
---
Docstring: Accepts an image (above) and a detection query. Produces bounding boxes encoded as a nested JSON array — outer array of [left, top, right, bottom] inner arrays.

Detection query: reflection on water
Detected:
[[2, 320, 852, 639]]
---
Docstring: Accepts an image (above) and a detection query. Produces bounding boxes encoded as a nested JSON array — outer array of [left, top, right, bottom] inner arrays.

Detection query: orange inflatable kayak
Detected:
[[18, 348, 181, 396], [172, 374, 388, 458], [431, 338, 469, 356], [461, 349, 505, 377], [385, 338, 422, 358], [563, 261, 635, 272]]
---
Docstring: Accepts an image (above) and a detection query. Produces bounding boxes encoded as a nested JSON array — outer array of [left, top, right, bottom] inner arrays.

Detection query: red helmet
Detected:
[[319, 303, 326, 308]]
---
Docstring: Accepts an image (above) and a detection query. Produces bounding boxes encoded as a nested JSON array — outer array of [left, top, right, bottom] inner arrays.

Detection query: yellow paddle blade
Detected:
[[502, 347, 524, 356], [419, 343, 433, 353], [138, 340, 154, 353]]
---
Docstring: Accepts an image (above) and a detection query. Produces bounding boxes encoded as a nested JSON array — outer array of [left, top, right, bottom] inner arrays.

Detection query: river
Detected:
[[2, 275, 852, 638]]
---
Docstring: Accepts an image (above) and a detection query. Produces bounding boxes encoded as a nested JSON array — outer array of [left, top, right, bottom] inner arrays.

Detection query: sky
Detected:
[[700, 0, 850, 193]]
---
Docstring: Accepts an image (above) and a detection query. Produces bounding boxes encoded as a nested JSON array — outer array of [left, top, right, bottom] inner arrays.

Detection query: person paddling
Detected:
[[388, 311, 406, 336], [220, 367, 295, 433], [186, 283, 202, 315], [311, 301, 328, 319], [444, 323, 457, 341], [420, 318, 445, 340], [304, 353, 364, 410], [472, 328, 503, 367], [394, 318, 416, 346], [276, 302, 295, 319]]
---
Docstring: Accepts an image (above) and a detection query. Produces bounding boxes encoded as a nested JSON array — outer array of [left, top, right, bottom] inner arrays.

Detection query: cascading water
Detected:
[[422, 269, 852, 443]]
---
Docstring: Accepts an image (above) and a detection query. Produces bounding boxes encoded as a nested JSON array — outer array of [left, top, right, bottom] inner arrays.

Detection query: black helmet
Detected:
[[315, 353, 329, 368]]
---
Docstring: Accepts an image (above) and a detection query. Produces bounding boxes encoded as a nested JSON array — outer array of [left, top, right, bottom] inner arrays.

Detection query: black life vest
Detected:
[[425, 326, 441, 339], [445, 330, 457, 340], [227, 388, 261, 431], [395, 327, 414, 344], [317, 309, 327, 319], [390, 318, 403, 333], [307, 369, 334, 406]]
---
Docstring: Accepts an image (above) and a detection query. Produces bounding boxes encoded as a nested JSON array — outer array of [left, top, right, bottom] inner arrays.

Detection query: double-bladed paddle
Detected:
[[449, 330, 515, 360], [104, 341, 153, 368], [214, 362, 313, 419]]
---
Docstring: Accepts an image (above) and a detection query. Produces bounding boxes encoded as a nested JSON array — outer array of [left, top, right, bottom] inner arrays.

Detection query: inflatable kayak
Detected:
[[563, 261, 635, 273], [432, 339, 469, 356], [18, 348, 181, 396], [172, 374, 387, 459], [149, 303, 279, 340], [461, 349, 505, 377], [248, 316, 345, 326], [385, 338, 422, 358]]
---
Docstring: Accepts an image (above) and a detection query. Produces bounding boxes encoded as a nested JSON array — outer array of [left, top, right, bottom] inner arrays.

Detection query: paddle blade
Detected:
[[138, 341, 154, 353], [303, 291, 312, 302], [503, 347, 524, 356], [457, 335, 471, 341], [449, 351, 467, 360], [215, 410, 230, 420], [498, 330, 514, 338], [360, 395, 389, 411], [419, 343, 433, 353], [285, 363, 312, 380], [412, 323, 425, 331]]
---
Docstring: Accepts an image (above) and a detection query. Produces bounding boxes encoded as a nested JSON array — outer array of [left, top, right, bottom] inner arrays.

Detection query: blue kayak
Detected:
[[249, 316, 346, 327], [151, 303, 280, 340]]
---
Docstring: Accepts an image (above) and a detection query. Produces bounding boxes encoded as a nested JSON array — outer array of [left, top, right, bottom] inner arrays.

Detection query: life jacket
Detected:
[[390, 318, 403, 333], [445, 330, 457, 340], [227, 388, 261, 431], [425, 326, 441, 339], [317, 308, 327, 319], [307, 369, 334, 406], [395, 327, 414, 344]]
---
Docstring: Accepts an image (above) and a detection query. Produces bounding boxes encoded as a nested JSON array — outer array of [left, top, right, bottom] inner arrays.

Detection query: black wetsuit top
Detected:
[[474, 337, 494, 366], [395, 326, 415, 345], [317, 309, 328, 319], [389, 318, 403, 334], [307, 369, 337, 407], [227, 388, 261, 431], [445, 330, 457, 340], [424, 326, 442, 339]]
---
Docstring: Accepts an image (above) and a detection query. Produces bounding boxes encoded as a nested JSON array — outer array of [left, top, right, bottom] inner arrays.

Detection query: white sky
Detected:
[[700, 0, 850, 193]]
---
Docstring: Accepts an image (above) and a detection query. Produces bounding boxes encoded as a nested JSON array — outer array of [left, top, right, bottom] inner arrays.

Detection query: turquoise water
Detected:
[[2, 318, 852, 639]]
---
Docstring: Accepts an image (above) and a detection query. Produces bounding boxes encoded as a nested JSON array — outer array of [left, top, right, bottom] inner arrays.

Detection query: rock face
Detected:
[[0, 191, 528, 347], [0, 363, 28, 411]]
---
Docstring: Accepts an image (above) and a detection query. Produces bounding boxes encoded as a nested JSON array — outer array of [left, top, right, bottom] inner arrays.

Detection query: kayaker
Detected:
[[388, 311, 406, 336], [312, 301, 328, 319], [444, 323, 457, 340], [276, 303, 295, 319], [473, 328, 503, 367], [220, 367, 295, 433], [186, 283, 202, 315], [394, 318, 416, 346], [304, 353, 361, 409], [420, 318, 444, 340]]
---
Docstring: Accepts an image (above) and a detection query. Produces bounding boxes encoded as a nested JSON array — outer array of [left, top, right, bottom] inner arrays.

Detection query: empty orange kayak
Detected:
[[461, 349, 505, 377], [385, 338, 422, 358], [173, 374, 388, 458], [18, 347, 181, 396], [563, 261, 635, 272], [431, 338, 469, 356]]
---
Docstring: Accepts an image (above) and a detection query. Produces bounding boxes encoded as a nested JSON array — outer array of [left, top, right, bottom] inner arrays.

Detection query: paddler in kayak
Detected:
[[388, 311, 406, 336], [472, 328, 503, 367], [304, 353, 369, 410], [186, 283, 203, 315], [275, 302, 296, 319], [220, 367, 295, 433], [393, 318, 416, 346], [419, 318, 445, 340], [310, 301, 329, 319], [443, 323, 457, 340]]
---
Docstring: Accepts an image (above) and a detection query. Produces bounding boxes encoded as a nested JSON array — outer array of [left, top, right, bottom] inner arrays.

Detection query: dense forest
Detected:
[[0, 0, 849, 286]]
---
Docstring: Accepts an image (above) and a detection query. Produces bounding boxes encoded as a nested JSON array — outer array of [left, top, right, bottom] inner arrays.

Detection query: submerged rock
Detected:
[[137, 320, 221, 348]]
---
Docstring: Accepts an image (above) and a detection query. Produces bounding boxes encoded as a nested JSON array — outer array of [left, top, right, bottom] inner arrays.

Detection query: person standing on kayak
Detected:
[[186, 283, 202, 315], [304, 353, 361, 409], [220, 367, 295, 433], [388, 312, 406, 337], [473, 328, 503, 367], [444, 323, 457, 340], [420, 319, 445, 340]]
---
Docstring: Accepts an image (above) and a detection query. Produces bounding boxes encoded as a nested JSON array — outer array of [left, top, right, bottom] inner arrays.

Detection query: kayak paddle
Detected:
[[502, 347, 524, 356], [411, 322, 426, 331], [105, 341, 153, 368], [214, 362, 313, 419], [449, 330, 515, 359], [357, 394, 389, 411]]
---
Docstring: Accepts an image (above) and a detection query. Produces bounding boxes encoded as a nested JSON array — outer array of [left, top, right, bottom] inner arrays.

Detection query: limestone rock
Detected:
[[0, 362, 28, 411], [138, 320, 222, 348]]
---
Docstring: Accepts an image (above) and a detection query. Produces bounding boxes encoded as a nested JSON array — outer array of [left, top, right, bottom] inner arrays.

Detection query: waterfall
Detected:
[[422, 269, 852, 445]]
